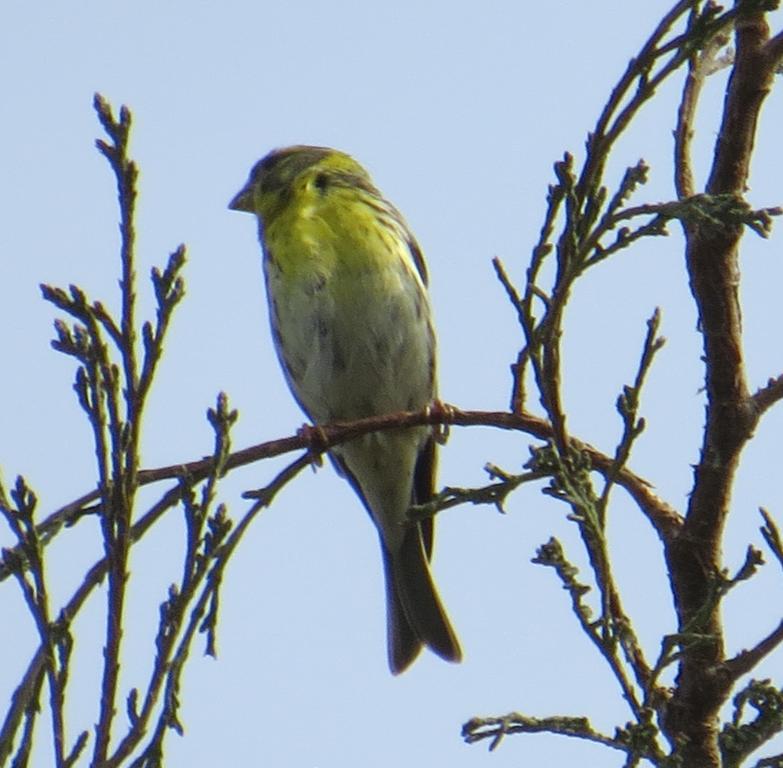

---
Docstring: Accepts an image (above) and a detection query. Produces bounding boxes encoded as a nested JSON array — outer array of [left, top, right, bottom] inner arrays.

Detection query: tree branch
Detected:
[[664, 6, 782, 765], [0, 405, 684, 592]]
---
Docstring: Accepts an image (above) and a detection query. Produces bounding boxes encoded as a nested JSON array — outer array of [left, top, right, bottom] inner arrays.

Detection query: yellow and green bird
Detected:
[[229, 146, 461, 673]]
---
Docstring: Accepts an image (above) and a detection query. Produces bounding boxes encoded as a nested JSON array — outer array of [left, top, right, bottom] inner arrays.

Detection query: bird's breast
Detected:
[[263, 240, 436, 425]]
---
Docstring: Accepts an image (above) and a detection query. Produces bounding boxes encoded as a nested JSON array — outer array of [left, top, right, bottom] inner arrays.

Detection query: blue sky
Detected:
[[2, 2, 783, 766]]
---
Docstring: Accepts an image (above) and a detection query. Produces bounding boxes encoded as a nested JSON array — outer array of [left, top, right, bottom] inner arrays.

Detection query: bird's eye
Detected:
[[314, 173, 329, 193]]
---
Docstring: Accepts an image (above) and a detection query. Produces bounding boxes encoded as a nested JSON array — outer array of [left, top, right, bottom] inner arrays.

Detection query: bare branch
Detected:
[[752, 375, 783, 416], [724, 622, 783, 683], [760, 508, 783, 571], [0, 405, 684, 591]]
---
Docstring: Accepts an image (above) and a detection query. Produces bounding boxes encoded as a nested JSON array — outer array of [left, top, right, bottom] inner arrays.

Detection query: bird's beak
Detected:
[[228, 184, 254, 213]]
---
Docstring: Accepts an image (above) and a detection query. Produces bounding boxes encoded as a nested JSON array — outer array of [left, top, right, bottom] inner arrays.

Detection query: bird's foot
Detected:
[[297, 422, 328, 468], [426, 399, 454, 444]]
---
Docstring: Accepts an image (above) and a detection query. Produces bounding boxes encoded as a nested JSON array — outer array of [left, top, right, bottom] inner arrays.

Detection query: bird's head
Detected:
[[228, 145, 370, 220]]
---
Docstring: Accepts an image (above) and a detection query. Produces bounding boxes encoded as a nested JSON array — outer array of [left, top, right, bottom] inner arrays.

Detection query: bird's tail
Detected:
[[383, 526, 462, 675]]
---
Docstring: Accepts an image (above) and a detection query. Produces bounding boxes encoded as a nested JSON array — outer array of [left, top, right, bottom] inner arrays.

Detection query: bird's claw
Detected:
[[297, 423, 328, 468], [426, 399, 453, 445]]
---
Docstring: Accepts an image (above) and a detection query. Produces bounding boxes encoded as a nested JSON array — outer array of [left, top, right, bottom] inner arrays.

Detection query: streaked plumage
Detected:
[[229, 146, 461, 673]]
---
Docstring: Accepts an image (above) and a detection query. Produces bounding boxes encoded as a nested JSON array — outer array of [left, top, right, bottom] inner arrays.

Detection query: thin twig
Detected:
[[0, 405, 683, 589]]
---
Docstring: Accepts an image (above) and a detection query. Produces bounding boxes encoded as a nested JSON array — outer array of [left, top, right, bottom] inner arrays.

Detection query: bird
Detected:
[[228, 145, 461, 673]]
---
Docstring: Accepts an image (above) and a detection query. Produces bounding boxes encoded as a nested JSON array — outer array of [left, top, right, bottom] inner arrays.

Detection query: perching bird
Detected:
[[229, 146, 461, 673]]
